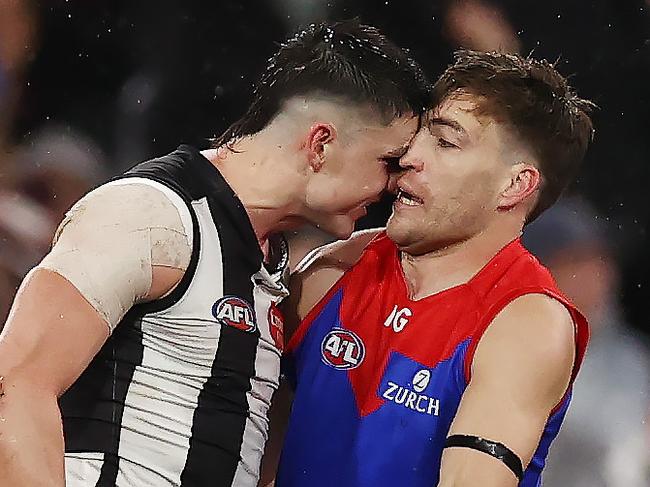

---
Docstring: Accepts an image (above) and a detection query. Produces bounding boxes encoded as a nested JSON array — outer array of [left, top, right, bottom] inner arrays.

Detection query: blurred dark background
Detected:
[[0, 1, 648, 483]]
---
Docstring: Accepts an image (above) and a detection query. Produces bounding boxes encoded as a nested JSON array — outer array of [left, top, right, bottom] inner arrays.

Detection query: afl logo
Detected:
[[412, 369, 431, 393], [321, 328, 365, 370], [212, 296, 257, 333]]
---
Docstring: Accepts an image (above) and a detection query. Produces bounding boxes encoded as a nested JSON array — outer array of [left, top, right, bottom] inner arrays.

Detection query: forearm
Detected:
[[0, 380, 65, 486]]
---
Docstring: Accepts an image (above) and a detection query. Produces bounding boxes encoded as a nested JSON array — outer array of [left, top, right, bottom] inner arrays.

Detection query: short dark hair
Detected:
[[432, 49, 595, 223], [213, 19, 430, 148]]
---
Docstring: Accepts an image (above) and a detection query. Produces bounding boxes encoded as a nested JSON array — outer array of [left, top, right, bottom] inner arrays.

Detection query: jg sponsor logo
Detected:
[[382, 369, 440, 416], [383, 305, 413, 332], [321, 328, 365, 370]]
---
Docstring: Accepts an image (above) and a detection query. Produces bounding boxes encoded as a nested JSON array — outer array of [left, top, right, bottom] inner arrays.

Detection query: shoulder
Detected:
[[295, 228, 384, 275], [472, 294, 576, 409], [285, 228, 383, 329], [55, 178, 193, 242], [480, 294, 576, 367]]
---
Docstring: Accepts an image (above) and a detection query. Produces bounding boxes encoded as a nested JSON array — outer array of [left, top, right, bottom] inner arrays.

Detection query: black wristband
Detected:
[[444, 434, 524, 481]]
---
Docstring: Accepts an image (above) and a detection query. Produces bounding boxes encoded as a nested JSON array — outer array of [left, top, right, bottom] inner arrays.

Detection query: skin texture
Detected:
[[209, 96, 419, 243], [0, 266, 181, 486], [0, 96, 418, 486], [268, 94, 577, 486]]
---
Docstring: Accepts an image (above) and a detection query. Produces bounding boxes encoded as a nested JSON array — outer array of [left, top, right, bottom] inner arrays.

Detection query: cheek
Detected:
[[367, 165, 389, 190], [352, 159, 388, 193], [438, 164, 499, 204]]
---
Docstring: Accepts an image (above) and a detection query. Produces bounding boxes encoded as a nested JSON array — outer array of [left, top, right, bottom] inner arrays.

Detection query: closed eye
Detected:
[[437, 137, 459, 149]]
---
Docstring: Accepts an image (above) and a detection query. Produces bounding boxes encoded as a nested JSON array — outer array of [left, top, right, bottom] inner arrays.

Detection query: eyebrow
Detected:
[[429, 117, 467, 135]]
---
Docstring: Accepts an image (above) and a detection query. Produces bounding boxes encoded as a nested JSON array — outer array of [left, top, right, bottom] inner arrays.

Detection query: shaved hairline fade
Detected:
[[212, 19, 431, 149]]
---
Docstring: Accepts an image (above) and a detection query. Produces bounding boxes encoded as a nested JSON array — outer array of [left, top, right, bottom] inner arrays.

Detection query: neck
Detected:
[[202, 135, 305, 251], [400, 217, 523, 300]]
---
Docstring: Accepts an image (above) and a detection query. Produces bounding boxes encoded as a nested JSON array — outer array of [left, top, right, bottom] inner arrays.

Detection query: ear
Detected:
[[498, 163, 541, 209], [306, 123, 337, 172]]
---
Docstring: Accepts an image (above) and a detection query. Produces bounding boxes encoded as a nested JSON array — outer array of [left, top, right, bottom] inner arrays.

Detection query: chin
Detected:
[[386, 219, 428, 253], [319, 217, 355, 240], [385, 220, 409, 247], [331, 224, 355, 240]]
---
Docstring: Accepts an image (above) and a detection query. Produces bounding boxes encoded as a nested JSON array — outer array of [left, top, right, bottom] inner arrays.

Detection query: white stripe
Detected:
[[64, 453, 103, 487], [231, 273, 283, 485], [115, 198, 225, 485]]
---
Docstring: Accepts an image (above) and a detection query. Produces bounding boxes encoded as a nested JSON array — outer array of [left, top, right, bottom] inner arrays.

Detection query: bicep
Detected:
[[0, 180, 191, 395], [0, 269, 109, 397], [40, 180, 190, 330], [439, 294, 576, 486]]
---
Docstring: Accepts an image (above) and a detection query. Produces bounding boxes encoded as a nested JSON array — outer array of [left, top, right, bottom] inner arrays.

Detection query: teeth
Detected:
[[397, 190, 421, 207]]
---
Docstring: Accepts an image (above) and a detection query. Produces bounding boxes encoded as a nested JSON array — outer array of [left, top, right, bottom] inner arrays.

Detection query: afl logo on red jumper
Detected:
[[212, 296, 257, 333], [321, 328, 365, 370], [268, 302, 285, 351]]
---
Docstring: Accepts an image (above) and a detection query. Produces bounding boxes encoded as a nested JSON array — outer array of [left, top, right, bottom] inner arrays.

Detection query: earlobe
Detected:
[[307, 123, 337, 173], [498, 164, 541, 209]]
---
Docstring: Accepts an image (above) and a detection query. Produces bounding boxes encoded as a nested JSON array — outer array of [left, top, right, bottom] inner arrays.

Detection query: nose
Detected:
[[399, 151, 424, 172]]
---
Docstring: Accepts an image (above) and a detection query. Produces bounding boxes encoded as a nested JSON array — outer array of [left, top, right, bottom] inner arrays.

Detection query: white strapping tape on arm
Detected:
[[39, 178, 193, 333]]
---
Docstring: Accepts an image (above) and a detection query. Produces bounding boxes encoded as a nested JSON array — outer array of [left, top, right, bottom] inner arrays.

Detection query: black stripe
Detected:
[[60, 315, 145, 485], [180, 193, 261, 486], [95, 453, 119, 486], [444, 434, 524, 480]]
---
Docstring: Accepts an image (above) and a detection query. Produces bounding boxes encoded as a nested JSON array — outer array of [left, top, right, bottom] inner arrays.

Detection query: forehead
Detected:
[[428, 94, 521, 156], [429, 95, 489, 134], [352, 112, 419, 146]]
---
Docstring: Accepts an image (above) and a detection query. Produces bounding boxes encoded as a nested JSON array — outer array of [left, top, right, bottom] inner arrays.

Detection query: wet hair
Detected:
[[213, 19, 430, 148], [432, 49, 595, 223]]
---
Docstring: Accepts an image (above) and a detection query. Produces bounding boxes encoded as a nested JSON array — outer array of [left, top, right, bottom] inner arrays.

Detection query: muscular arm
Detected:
[[0, 182, 190, 486], [438, 294, 576, 487]]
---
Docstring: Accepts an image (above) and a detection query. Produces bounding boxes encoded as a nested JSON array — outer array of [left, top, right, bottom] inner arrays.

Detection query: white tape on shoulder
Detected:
[[39, 180, 192, 332]]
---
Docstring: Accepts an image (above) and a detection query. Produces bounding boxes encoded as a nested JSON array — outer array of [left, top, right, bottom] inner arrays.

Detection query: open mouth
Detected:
[[396, 189, 423, 207]]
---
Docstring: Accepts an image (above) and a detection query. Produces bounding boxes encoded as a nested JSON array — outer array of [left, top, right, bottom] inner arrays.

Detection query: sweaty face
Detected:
[[306, 113, 419, 239], [387, 96, 511, 255]]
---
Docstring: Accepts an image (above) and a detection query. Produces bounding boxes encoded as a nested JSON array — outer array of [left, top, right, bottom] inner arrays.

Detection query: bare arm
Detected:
[[437, 294, 576, 487], [0, 182, 188, 486]]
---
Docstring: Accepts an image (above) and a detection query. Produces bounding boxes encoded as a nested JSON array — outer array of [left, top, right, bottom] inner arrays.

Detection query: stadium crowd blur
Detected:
[[0, 0, 648, 484]]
